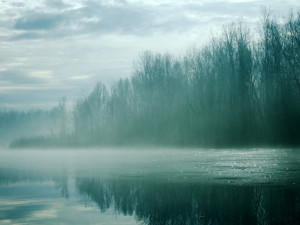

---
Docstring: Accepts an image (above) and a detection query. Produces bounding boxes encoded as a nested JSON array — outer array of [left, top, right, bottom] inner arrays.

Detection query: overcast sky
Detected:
[[0, 0, 299, 110]]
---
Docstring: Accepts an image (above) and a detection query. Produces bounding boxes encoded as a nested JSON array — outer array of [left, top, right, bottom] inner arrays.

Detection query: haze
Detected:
[[1, 0, 299, 110]]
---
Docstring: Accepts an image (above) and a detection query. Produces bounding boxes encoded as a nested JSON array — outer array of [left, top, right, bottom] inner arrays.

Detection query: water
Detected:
[[0, 148, 300, 224]]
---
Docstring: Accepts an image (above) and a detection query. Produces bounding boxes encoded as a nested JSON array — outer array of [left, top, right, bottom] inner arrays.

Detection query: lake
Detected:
[[0, 148, 300, 225]]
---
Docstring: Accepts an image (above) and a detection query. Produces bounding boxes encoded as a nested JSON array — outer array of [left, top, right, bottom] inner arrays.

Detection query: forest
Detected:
[[6, 12, 300, 148]]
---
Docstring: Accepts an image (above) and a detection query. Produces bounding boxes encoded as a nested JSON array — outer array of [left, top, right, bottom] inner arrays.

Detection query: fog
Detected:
[[0, 149, 300, 224], [1, 4, 300, 225], [1, 148, 299, 185], [1, 12, 299, 149]]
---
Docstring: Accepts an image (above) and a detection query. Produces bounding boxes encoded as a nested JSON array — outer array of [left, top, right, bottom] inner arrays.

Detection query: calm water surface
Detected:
[[0, 148, 300, 225]]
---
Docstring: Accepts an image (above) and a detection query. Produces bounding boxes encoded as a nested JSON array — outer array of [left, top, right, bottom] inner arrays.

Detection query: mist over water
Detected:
[[1, 148, 300, 185], [0, 148, 300, 224]]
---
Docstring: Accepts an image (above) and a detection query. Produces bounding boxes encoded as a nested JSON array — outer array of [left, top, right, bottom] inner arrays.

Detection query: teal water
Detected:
[[0, 148, 300, 224]]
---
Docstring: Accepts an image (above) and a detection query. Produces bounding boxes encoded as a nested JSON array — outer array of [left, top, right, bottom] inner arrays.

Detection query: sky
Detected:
[[0, 0, 299, 110]]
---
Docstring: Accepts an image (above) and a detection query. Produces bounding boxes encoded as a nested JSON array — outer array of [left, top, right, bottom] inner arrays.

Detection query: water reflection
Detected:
[[1, 148, 300, 224], [0, 170, 300, 225], [76, 178, 300, 225], [0, 173, 138, 224]]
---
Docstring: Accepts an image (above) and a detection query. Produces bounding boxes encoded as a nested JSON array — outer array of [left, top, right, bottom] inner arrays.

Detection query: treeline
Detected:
[[6, 98, 74, 148], [1, 98, 72, 148], [0, 110, 50, 147], [10, 12, 300, 148]]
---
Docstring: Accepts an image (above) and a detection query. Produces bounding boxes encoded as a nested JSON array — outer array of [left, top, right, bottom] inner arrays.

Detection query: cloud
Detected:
[[11, 0, 294, 42], [0, 70, 50, 84], [6, 0, 300, 40], [0, 70, 38, 84], [44, 0, 70, 9], [14, 13, 64, 30], [11, 32, 42, 40], [0, 88, 71, 102], [10, 1, 201, 40]]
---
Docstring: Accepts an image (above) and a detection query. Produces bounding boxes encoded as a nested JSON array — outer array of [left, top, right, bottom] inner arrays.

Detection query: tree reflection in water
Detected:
[[76, 178, 300, 225], [1, 170, 300, 225]]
